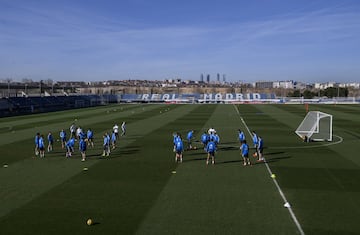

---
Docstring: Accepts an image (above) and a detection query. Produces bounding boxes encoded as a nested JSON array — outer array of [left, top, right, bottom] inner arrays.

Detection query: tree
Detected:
[[302, 90, 316, 99], [321, 87, 348, 98], [287, 89, 301, 97]]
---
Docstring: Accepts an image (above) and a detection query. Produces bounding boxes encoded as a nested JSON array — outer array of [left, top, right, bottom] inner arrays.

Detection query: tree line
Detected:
[[288, 87, 349, 98]]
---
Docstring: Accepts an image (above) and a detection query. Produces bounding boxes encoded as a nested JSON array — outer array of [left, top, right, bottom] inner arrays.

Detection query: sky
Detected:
[[0, 0, 360, 83]]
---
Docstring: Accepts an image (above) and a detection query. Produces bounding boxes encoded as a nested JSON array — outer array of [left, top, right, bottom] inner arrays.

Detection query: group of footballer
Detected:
[[34, 122, 126, 161], [173, 128, 264, 166], [238, 129, 264, 166], [173, 128, 220, 165]]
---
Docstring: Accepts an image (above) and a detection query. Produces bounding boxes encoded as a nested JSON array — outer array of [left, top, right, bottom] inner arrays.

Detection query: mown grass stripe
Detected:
[[136, 105, 300, 235], [0, 104, 162, 146], [0, 104, 205, 234], [0, 104, 143, 134]]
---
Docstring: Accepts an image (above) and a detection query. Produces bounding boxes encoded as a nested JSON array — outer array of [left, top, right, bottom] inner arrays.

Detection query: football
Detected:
[[87, 219, 92, 226]]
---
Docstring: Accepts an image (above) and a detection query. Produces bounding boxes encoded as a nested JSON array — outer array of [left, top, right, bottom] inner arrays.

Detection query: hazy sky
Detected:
[[0, 0, 359, 83]]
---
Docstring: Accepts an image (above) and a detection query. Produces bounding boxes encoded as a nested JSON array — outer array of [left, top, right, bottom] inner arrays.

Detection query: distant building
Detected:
[[206, 74, 210, 83], [200, 74, 204, 83], [339, 82, 360, 89], [255, 81, 273, 89], [161, 84, 177, 88], [314, 82, 336, 89], [293, 81, 307, 90], [273, 81, 294, 89]]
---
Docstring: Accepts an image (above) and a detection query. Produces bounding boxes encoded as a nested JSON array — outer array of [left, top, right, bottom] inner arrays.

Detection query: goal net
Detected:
[[295, 111, 333, 141]]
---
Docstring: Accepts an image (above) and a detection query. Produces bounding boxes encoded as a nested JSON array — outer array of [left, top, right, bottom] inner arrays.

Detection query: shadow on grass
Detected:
[[90, 222, 100, 226], [220, 141, 238, 145], [119, 147, 140, 155], [95, 146, 141, 159], [217, 159, 243, 165], [87, 153, 102, 158], [122, 135, 143, 140], [183, 157, 206, 162], [263, 156, 292, 163], [106, 146, 140, 159], [187, 151, 207, 156], [218, 146, 238, 151], [265, 151, 285, 156]]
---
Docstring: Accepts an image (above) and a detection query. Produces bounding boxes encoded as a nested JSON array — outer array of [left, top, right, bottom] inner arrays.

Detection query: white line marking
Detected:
[[269, 134, 343, 149], [218, 134, 343, 150], [233, 105, 305, 235]]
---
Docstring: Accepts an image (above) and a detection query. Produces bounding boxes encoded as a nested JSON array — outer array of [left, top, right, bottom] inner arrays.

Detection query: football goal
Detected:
[[295, 111, 333, 141]]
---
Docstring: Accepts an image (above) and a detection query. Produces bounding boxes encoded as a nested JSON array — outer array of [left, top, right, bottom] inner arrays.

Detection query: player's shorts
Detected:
[[61, 137, 66, 142], [258, 148, 263, 154], [176, 150, 183, 154], [242, 153, 249, 158], [208, 151, 215, 157], [39, 146, 45, 151]]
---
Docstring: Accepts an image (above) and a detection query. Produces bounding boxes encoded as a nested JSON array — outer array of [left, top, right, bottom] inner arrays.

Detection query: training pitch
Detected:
[[0, 104, 359, 234]]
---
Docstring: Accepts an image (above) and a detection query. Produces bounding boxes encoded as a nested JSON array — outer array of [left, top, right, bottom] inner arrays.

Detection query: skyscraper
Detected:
[[206, 74, 210, 83]]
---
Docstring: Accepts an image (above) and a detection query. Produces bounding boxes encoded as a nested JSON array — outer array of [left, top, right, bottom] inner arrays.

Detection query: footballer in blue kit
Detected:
[[79, 138, 87, 161], [238, 129, 245, 143], [206, 140, 217, 165], [256, 136, 264, 162], [34, 132, 40, 157], [87, 129, 94, 147], [186, 130, 194, 150], [174, 136, 184, 163], [252, 131, 259, 157], [111, 131, 117, 150], [47, 132, 54, 152], [240, 140, 251, 166], [201, 131, 209, 149], [102, 133, 110, 157], [173, 133, 180, 152], [38, 135, 45, 158], [60, 129, 66, 149], [65, 137, 75, 158]]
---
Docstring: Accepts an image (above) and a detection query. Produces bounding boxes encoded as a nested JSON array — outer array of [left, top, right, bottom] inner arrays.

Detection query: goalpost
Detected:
[[295, 111, 333, 141]]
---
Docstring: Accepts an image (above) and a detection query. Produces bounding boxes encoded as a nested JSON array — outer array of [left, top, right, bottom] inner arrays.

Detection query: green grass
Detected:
[[0, 104, 359, 234]]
